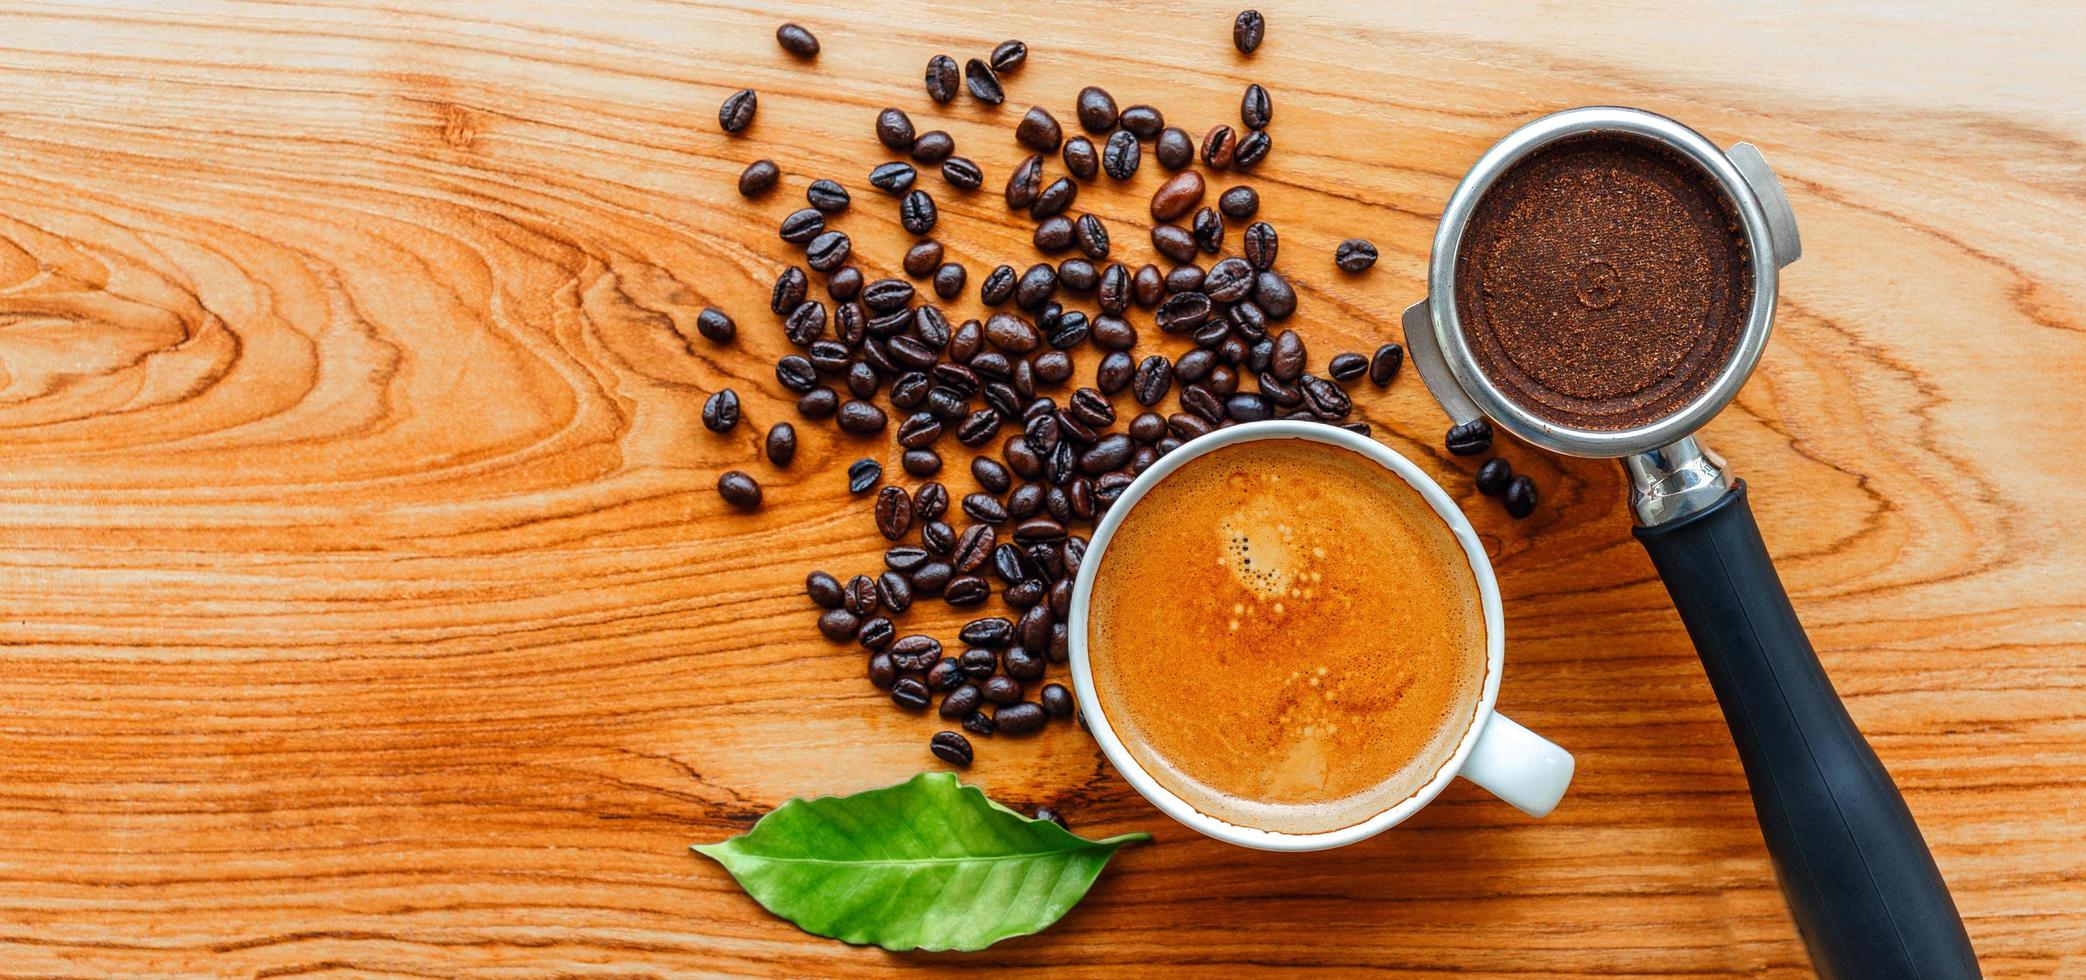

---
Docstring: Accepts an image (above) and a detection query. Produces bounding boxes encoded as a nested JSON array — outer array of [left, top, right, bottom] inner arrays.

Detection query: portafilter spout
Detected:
[[1404, 107, 1978, 980]]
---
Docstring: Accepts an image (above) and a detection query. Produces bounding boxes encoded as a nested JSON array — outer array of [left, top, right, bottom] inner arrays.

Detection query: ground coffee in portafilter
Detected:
[[1453, 132, 1753, 431]]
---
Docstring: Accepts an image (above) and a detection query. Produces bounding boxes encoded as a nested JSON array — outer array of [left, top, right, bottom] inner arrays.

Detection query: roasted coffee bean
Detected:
[[1476, 457, 1513, 496], [1192, 320, 1232, 350], [783, 300, 828, 345], [891, 677, 931, 711], [928, 657, 964, 691], [832, 301, 867, 344], [1091, 314, 1137, 354], [954, 409, 1001, 447], [1301, 375, 1351, 418], [890, 635, 943, 673], [962, 492, 1008, 525], [1223, 392, 1270, 422], [1199, 124, 1238, 170], [761, 423, 797, 467], [912, 560, 953, 596], [1128, 411, 1168, 443], [1369, 342, 1404, 386], [1055, 266, 1098, 301], [954, 523, 997, 572], [925, 54, 960, 103], [962, 708, 997, 736], [1041, 683, 1075, 719], [1162, 350, 1209, 388], [960, 617, 1015, 648], [912, 130, 955, 163], [1341, 422, 1372, 436], [1234, 8, 1267, 51], [984, 381, 1022, 420], [1237, 220, 1278, 270], [836, 400, 888, 435], [1030, 351, 1072, 385], [1219, 184, 1260, 219], [719, 88, 757, 133], [1119, 104, 1163, 139], [1016, 263, 1060, 309], [995, 701, 1046, 734], [1079, 350, 1126, 396], [1052, 410, 1094, 447], [1156, 291, 1213, 334], [1031, 176, 1077, 220], [964, 57, 1003, 104], [776, 357, 819, 395], [932, 361, 981, 396], [1046, 440, 1076, 484], [1096, 131, 1142, 184], [1061, 136, 1098, 179], [888, 335, 940, 370], [979, 265, 1018, 308], [885, 545, 931, 573], [920, 264, 963, 304], [1132, 264, 1166, 306], [1232, 302, 1270, 342], [1192, 207, 1224, 253], [875, 572, 913, 615], [1311, 355, 1360, 386], [1006, 484, 1045, 522], [939, 154, 984, 191], [1152, 224, 1198, 264], [1014, 517, 1067, 546], [1054, 214, 1107, 262], [716, 470, 761, 509], [1033, 215, 1075, 252], [772, 266, 809, 314], [1066, 387, 1113, 427], [1017, 605, 1055, 651], [1150, 170, 1206, 221], [984, 312, 1041, 354], [1004, 154, 1044, 212], [1078, 434, 1133, 474], [817, 607, 859, 642], [701, 389, 740, 433], [694, 307, 736, 345], [929, 730, 973, 765], [903, 240, 944, 279], [738, 159, 779, 197], [802, 179, 849, 214], [962, 457, 1010, 499], [1155, 126, 1194, 170], [869, 160, 917, 194], [1016, 106, 1063, 152], [1207, 364, 1240, 396], [862, 277, 914, 312], [1446, 418, 1493, 456], [1114, 355, 1167, 407], [1240, 83, 1272, 129], [1181, 384, 1225, 425], [1095, 264, 1132, 314], [1234, 128, 1272, 169], [1505, 475, 1538, 518], [903, 448, 941, 477], [1024, 414, 1061, 456], [1255, 269, 1297, 318], [990, 38, 1028, 73], [888, 373, 931, 409], [1001, 646, 1045, 682], [1269, 330, 1307, 381], [900, 189, 938, 235], [867, 652, 898, 689], [1004, 436, 1044, 481], [1070, 84, 1119, 133], [1166, 263, 1205, 294], [875, 107, 916, 152], [774, 21, 820, 57], [1194, 259, 1248, 307], [806, 570, 845, 609], [1258, 371, 1301, 407], [798, 386, 839, 418], [1098, 459, 1142, 500], [947, 572, 991, 606], [982, 676, 1024, 707], [1335, 238, 1379, 272], [957, 648, 998, 682], [842, 574, 879, 617]]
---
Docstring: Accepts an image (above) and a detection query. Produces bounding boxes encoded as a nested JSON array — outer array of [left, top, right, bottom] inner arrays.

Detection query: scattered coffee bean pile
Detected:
[[701, 11, 1534, 768]]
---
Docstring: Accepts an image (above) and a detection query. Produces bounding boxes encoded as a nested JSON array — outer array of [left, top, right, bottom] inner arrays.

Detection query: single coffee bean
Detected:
[[912, 560, 953, 596], [1218, 185, 1259, 219], [772, 266, 809, 315], [930, 730, 973, 765], [962, 492, 1008, 525], [1014, 264, 1058, 310], [701, 389, 740, 433], [891, 677, 931, 711], [1301, 375, 1352, 418], [885, 545, 931, 573], [1476, 457, 1513, 496], [981, 264, 1018, 306], [761, 423, 797, 467], [1370, 342, 1404, 386], [1095, 264, 1131, 314], [940, 679, 981, 717], [874, 485, 914, 540], [1200, 125, 1237, 170], [876, 572, 913, 615], [1200, 258, 1251, 305], [1017, 605, 1054, 651], [1234, 9, 1266, 51], [925, 54, 960, 103], [963, 709, 997, 736], [867, 652, 898, 689], [1165, 263, 1205, 295], [1067, 387, 1113, 427], [902, 240, 943, 279], [869, 160, 917, 193], [954, 409, 1001, 447], [1182, 384, 1226, 425], [1055, 267, 1098, 302], [1225, 392, 1272, 422], [1270, 329, 1307, 381], [1446, 418, 1493, 456], [927, 656, 964, 691], [1156, 127, 1194, 170], [738, 159, 779, 196], [1504, 475, 1538, 518], [1128, 411, 1168, 443], [1008, 580, 1048, 610], [1041, 683, 1075, 719], [1088, 315, 1135, 355], [1004, 154, 1043, 211], [1029, 350, 1070, 385], [900, 189, 938, 235], [1005, 484, 1045, 522], [1327, 353, 1368, 383], [1240, 83, 1272, 129], [1152, 225, 1197, 264], [1207, 364, 1240, 396], [1125, 355, 1170, 406], [960, 617, 1015, 647], [1079, 434, 1133, 474], [798, 386, 839, 419], [817, 607, 859, 642], [1031, 176, 1077, 220], [889, 372, 931, 408], [1033, 215, 1075, 252], [1254, 269, 1297, 319], [1101, 129, 1141, 180], [776, 356, 818, 395], [1076, 85, 1119, 132], [875, 107, 916, 152], [954, 524, 997, 573], [774, 22, 819, 57], [837, 400, 888, 435], [982, 676, 1024, 706], [718, 88, 757, 133], [783, 300, 828, 346], [911, 130, 955, 163], [1168, 411, 1213, 440], [1192, 319, 1232, 350], [931, 263, 967, 301], [956, 648, 998, 682], [1132, 264, 1165, 307], [1025, 413, 1061, 456], [915, 483, 950, 522], [807, 571, 844, 609], [1156, 291, 1213, 334], [716, 470, 761, 508], [964, 57, 1004, 104], [843, 574, 879, 617], [1192, 207, 1224, 254], [930, 154, 982, 193], [1335, 238, 1379, 272], [1258, 372, 1301, 408], [995, 701, 1046, 734], [946, 574, 990, 606], [1150, 170, 1206, 221], [1061, 136, 1099, 180], [1238, 220, 1278, 269], [991, 39, 1028, 72], [803, 179, 849, 213], [1084, 350, 1128, 396], [1119, 104, 1163, 139], [1058, 215, 1108, 262], [806, 231, 850, 272], [1002, 646, 1045, 681], [890, 635, 942, 673], [1017, 106, 1063, 152], [1169, 349, 1213, 385], [984, 312, 1041, 354], [963, 461, 1009, 502], [1234, 128, 1272, 168], [694, 307, 735, 344]]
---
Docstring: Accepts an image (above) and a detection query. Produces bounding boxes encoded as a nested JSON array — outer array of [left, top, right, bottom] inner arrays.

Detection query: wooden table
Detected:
[[2, 1, 2080, 975]]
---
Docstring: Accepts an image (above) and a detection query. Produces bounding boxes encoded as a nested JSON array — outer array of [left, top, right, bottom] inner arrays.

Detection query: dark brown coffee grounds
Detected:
[[1454, 132, 1752, 431]]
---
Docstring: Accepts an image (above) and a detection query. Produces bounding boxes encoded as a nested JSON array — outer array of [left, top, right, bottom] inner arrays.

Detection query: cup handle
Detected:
[[1457, 712, 1574, 817]]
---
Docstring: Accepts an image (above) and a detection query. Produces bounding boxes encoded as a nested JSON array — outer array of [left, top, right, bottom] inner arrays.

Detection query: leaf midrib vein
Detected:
[[730, 849, 1112, 867]]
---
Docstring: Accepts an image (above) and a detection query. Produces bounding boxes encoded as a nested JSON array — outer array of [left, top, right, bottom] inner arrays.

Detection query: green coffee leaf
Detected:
[[693, 771, 1149, 952]]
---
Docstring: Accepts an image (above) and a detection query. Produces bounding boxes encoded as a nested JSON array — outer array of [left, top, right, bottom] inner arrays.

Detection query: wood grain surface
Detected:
[[1, 1, 2081, 975]]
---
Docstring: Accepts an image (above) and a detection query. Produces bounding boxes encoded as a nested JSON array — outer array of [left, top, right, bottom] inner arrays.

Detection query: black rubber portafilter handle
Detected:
[[1633, 482, 1979, 979]]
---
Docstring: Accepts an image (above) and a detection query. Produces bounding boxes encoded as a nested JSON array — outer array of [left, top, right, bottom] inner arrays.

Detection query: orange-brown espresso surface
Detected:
[[1087, 440, 1487, 835]]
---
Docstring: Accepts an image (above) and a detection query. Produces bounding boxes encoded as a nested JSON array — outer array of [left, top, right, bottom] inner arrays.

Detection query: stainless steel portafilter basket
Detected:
[[1404, 107, 1979, 979]]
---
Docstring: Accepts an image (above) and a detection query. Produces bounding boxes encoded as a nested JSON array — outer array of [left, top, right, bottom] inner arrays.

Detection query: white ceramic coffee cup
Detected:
[[1069, 420, 1574, 851]]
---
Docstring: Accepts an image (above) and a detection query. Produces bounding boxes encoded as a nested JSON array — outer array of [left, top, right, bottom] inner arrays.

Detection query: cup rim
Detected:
[[1068, 421, 1506, 851]]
